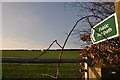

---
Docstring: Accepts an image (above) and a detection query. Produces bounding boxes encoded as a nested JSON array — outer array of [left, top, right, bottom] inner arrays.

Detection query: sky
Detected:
[[2, 2, 86, 50], [1, 1, 117, 50]]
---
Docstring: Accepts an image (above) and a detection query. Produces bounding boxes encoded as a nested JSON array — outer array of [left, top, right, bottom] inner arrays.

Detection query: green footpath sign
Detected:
[[91, 13, 119, 44]]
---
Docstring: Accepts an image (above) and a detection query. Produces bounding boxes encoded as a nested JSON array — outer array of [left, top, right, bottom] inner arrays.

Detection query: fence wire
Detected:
[[3, 15, 119, 79], [8, 16, 89, 80]]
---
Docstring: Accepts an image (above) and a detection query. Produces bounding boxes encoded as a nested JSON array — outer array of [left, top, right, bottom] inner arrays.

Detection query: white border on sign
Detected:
[[91, 13, 119, 44]]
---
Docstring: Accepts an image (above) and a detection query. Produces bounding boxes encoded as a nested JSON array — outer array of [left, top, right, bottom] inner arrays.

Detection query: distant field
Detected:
[[2, 50, 82, 79], [2, 50, 80, 59]]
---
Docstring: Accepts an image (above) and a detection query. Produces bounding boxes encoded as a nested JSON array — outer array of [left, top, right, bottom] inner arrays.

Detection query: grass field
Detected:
[[2, 50, 82, 79], [2, 50, 80, 59]]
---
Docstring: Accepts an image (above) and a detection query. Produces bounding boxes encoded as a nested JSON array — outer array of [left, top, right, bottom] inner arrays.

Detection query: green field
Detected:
[[2, 50, 80, 59], [2, 50, 82, 79]]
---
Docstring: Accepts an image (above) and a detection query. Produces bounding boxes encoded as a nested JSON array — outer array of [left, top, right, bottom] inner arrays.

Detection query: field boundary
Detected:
[[2, 58, 87, 63]]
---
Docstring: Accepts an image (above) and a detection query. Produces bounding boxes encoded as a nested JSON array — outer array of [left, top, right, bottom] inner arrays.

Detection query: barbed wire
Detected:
[[12, 16, 89, 79], [11, 15, 118, 79], [14, 40, 63, 79]]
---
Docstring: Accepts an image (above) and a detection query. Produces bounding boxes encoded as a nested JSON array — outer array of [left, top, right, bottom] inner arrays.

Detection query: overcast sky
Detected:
[[2, 2, 87, 50]]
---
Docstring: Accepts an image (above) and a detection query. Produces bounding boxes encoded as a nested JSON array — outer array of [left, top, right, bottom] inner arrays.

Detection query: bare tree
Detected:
[[70, 2, 120, 67], [72, 2, 115, 37]]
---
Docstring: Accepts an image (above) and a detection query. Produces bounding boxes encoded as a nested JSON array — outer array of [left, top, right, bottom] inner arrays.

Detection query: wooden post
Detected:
[[84, 57, 88, 80], [88, 67, 101, 80], [115, 0, 120, 40]]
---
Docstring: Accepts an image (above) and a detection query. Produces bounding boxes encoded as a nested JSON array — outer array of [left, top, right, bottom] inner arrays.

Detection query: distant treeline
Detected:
[[2, 49, 81, 51], [2, 50, 41, 51], [43, 49, 81, 51]]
